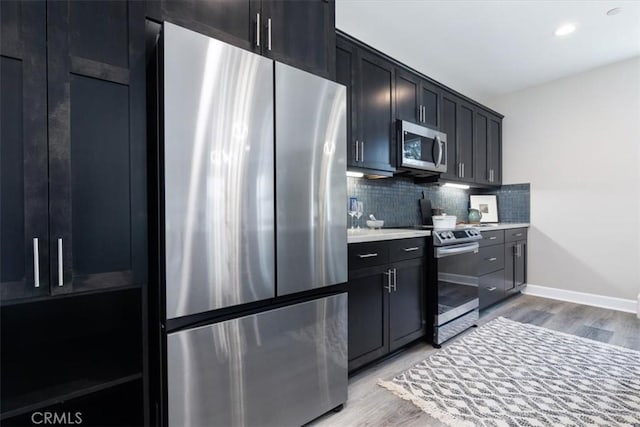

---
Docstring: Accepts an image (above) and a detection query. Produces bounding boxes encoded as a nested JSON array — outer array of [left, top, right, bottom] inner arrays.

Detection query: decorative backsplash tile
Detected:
[[478, 183, 530, 223], [346, 177, 530, 227]]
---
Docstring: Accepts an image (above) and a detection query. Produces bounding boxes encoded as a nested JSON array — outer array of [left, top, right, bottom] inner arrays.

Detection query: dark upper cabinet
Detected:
[[475, 110, 502, 186], [439, 92, 458, 181], [338, 35, 395, 174], [395, 69, 420, 124], [147, 0, 256, 51], [394, 69, 439, 130], [336, 37, 356, 167], [0, 1, 49, 302], [46, 0, 146, 296], [458, 101, 476, 183], [148, 0, 335, 79], [488, 115, 502, 185], [1, 1, 146, 303], [439, 92, 475, 182], [356, 49, 395, 172], [474, 109, 489, 185], [420, 80, 440, 130], [262, 0, 335, 79]]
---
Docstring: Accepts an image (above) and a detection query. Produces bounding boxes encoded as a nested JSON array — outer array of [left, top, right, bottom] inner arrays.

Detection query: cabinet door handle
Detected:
[[393, 268, 397, 291], [255, 13, 261, 47], [514, 233, 523, 237], [486, 257, 497, 262], [486, 286, 497, 292], [517, 244, 522, 258], [403, 247, 420, 252], [462, 163, 465, 178], [361, 141, 364, 162], [489, 236, 497, 240], [383, 269, 392, 293], [267, 18, 272, 51], [422, 106, 426, 123], [57, 238, 63, 287], [357, 253, 378, 258], [33, 238, 40, 288], [355, 140, 359, 162]]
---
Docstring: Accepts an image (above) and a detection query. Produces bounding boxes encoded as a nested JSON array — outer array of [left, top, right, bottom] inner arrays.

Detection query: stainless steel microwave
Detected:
[[398, 120, 447, 175]]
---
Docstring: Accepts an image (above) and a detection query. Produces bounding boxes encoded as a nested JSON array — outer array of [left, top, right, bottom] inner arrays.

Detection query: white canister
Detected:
[[432, 214, 457, 229]]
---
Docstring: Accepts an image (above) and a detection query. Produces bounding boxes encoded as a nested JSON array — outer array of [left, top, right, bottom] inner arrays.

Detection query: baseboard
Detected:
[[522, 284, 638, 315]]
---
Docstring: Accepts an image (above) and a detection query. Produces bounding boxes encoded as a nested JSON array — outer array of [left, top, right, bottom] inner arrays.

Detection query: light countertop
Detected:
[[347, 228, 431, 244]]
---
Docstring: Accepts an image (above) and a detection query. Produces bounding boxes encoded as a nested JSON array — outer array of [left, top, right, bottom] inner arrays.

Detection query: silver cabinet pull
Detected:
[[489, 236, 497, 240], [256, 13, 261, 47], [393, 268, 397, 291], [487, 286, 497, 292], [421, 106, 425, 123], [354, 140, 359, 161], [514, 233, 523, 237], [458, 163, 462, 177], [267, 18, 272, 51], [462, 163, 465, 177], [33, 238, 40, 288], [516, 244, 522, 257], [57, 238, 63, 286], [361, 141, 364, 162], [383, 269, 392, 293], [486, 257, 497, 262], [357, 253, 378, 258], [403, 247, 420, 252]]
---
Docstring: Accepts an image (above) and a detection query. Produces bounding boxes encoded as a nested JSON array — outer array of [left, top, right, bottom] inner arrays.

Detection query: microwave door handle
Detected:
[[434, 136, 443, 168]]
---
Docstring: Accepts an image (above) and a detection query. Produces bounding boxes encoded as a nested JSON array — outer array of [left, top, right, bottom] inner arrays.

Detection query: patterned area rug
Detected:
[[378, 317, 640, 427]]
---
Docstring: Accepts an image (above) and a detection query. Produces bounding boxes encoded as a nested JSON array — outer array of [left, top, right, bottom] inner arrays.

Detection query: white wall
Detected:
[[486, 57, 640, 302]]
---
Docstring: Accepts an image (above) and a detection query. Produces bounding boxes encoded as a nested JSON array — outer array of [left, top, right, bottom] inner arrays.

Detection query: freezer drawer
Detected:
[[167, 293, 348, 427]]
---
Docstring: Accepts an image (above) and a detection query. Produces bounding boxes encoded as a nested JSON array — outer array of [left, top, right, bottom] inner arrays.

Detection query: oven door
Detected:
[[435, 242, 479, 326], [399, 120, 447, 173]]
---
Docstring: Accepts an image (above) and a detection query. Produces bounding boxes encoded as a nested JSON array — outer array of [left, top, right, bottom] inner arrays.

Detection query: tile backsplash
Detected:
[[347, 177, 530, 227]]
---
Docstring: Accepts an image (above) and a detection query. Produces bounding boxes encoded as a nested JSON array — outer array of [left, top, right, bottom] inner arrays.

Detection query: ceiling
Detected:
[[336, 0, 640, 102]]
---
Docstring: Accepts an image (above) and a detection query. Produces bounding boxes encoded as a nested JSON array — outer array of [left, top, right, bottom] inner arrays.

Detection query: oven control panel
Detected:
[[433, 228, 482, 246]]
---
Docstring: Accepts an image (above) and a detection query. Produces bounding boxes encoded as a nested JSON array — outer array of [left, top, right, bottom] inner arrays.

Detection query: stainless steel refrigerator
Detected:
[[160, 22, 348, 426]]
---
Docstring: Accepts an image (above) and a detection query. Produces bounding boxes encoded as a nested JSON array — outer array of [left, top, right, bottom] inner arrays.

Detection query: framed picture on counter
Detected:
[[470, 195, 499, 223]]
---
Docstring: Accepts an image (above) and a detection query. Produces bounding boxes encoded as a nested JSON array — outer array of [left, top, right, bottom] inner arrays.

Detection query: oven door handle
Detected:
[[434, 242, 479, 258]]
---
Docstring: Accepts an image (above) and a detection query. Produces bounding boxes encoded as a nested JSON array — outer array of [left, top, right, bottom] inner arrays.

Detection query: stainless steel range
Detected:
[[432, 228, 482, 346]]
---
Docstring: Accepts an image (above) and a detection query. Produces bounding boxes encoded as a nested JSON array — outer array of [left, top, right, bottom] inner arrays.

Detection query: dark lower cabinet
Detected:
[[479, 228, 527, 310], [505, 228, 527, 295], [347, 238, 427, 372], [389, 258, 427, 352], [347, 269, 389, 370]]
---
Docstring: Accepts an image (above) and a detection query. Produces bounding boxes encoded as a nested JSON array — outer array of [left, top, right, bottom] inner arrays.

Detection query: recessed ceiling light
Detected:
[[554, 23, 576, 37], [607, 7, 622, 16]]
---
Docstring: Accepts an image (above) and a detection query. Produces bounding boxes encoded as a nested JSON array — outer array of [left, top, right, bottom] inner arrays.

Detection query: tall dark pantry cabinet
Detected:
[[1, 1, 148, 425]]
